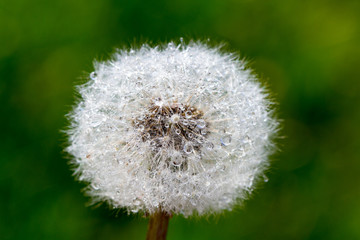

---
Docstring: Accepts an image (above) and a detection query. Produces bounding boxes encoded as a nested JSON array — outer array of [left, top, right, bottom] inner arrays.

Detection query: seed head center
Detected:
[[132, 99, 209, 155]]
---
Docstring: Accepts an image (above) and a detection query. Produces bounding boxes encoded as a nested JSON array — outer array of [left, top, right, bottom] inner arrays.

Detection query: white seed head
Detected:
[[66, 41, 278, 217]]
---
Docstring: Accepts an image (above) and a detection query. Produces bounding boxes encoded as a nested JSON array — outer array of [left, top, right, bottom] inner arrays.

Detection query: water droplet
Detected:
[[196, 119, 206, 129], [221, 135, 232, 146], [172, 160, 182, 167], [165, 123, 170, 128], [188, 133, 193, 139], [243, 135, 251, 143], [155, 99, 163, 107], [175, 129, 181, 135], [185, 111, 192, 118], [91, 183, 99, 190], [183, 143, 193, 154], [90, 71, 97, 80], [182, 120, 189, 125], [263, 175, 269, 182], [168, 42, 175, 49]]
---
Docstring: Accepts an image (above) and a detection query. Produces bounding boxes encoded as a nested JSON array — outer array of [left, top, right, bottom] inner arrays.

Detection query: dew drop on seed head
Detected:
[[197, 119, 206, 129], [221, 135, 232, 146], [183, 142, 193, 154], [263, 175, 269, 182], [90, 71, 97, 80], [155, 99, 163, 107], [175, 129, 181, 135], [168, 42, 175, 49], [185, 111, 192, 118]]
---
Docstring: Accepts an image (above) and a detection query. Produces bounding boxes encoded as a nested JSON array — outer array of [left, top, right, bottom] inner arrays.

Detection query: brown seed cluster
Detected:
[[133, 99, 209, 155]]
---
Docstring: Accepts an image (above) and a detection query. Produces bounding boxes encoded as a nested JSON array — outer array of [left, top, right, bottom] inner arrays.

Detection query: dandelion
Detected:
[[66, 41, 278, 239]]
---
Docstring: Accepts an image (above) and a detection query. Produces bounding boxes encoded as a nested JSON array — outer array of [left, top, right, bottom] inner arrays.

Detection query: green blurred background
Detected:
[[1, 0, 360, 239]]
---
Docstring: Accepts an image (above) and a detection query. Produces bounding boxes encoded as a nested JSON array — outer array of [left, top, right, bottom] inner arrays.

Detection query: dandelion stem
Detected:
[[146, 210, 170, 240]]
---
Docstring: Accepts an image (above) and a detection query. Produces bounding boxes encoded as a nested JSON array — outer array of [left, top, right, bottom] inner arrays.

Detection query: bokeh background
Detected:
[[1, 0, 360, 239]]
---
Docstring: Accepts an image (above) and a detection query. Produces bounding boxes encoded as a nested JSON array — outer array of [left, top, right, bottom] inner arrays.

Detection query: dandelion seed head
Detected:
[[66, 41, 278, 217]]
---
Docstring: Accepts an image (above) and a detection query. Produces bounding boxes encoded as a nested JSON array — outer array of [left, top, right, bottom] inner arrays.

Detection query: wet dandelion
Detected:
[[66, 41, 278, 239]]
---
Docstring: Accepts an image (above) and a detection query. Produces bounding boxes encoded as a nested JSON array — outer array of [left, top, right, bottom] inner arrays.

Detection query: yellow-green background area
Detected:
[[1, 0, 359, 239]]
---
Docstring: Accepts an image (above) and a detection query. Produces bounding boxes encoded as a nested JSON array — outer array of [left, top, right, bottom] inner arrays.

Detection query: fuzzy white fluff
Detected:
[[66, 41, 278, 217]]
